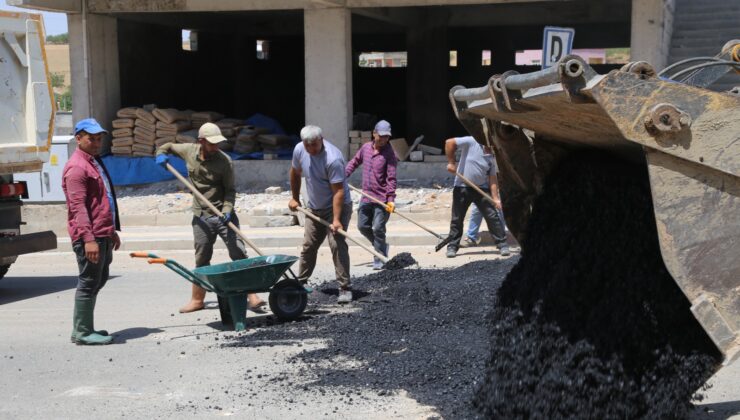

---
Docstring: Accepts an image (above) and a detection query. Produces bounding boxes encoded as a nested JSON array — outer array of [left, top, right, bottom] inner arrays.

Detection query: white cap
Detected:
[[198, 122, 227, 144], [374, 120, 392, 136]]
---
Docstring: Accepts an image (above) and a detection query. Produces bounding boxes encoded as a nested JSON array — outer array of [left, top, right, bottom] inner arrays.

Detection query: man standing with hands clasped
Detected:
[[345, 120, 398, 270], [288, 125, 354, 303], [444, 135, 509, 258], [63, 118, 121, 345], [156, 122, 265, 313]]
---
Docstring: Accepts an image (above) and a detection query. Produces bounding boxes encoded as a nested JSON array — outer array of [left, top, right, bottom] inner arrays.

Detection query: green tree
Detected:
[[54, 87, 72, 112], [45, 33, 68, 44], [50, 72, 65, 88]]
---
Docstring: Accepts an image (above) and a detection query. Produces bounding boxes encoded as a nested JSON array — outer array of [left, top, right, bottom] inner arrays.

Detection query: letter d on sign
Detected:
[[542, 26, 575, 69]]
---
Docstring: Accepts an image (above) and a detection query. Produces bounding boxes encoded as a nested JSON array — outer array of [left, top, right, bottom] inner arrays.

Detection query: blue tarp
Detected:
[[102, 150, 294, 186]]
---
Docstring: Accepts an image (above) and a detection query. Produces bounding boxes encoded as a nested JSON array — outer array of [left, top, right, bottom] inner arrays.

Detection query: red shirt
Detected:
[[62, 149, 120, 242], [345, 142, 398, 203]]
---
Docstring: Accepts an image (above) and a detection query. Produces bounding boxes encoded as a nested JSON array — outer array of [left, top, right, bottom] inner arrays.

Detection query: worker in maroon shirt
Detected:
[[62, 118, 121, 345], [345, 120, 398, 270]]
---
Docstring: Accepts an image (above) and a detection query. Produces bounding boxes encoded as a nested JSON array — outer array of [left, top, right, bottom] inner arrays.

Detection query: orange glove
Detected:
[[385, 202, 395, 213]]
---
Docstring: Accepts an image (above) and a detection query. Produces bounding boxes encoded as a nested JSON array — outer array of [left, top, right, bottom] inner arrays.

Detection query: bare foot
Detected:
[[248, 294, 266, 310], [179, 301, 205, 313]]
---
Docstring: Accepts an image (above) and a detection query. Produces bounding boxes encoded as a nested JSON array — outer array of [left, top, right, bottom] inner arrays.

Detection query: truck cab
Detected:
[[0, 11, 58, 279]]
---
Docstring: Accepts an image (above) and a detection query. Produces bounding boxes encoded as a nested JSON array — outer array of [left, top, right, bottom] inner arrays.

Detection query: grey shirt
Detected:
[[292, 140, 352, 209], [454, 136, 497, 188]]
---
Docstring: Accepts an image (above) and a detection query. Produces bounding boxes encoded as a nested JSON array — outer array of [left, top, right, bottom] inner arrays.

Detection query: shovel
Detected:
[[165, 162, 300, 282], [433, 171, 502, 252], [293, 206, 388, 262], [293, 206, 418, 270], [348, 185, 446, 241], [455, 171, 500, 207]]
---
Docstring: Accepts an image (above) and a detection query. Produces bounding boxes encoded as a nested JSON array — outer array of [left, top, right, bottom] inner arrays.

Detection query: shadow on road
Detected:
[[113, 327, 164, 343], [0, 275, 117, 304], [692, 400, 740, 419]]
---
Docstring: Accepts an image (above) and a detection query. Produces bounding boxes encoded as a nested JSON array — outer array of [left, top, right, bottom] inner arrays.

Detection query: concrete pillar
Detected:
[[630, 0, 674, 71], [68, 10, 120, 152], [406, 10, 449, 146], [304, 8, 352, 156]]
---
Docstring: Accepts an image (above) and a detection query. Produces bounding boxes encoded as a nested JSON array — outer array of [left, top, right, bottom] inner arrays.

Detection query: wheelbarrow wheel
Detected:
[[269, 280, 307, 321]]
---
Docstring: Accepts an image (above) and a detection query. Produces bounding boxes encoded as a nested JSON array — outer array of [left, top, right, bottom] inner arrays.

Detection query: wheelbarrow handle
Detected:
[[148, 258, 168, 264], [130, 251, 157, 258]]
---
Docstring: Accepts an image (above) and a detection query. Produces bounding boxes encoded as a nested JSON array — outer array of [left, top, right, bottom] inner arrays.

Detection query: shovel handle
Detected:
[[165, 163, 264, 255], [348, 185, 444, 240], [455, 171, 498, 207], [164, 163, 301, 282], [294, 206, 389, 263]]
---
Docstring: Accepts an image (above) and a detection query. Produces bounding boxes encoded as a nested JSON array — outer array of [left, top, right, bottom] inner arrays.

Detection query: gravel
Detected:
[[221, 258, 516, 418], [474, 152, 721, 419], [381, 252, 418, 270]]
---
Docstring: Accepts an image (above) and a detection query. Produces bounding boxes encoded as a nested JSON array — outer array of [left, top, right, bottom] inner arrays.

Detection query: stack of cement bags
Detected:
[[176, 129, 198, 144], [131, 108, 157, 157], [234, 126, 261, 154], [214, 118, 245, 152], [152, 108, 191, 148], [191, 111, 224, 127], [258, 134, 292, 159], [110, 107, 137, 156]]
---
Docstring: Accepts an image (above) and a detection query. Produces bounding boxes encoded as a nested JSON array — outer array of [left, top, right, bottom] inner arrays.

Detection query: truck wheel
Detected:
[[0, 265, 9, 280], [269, 280, 308, 321]]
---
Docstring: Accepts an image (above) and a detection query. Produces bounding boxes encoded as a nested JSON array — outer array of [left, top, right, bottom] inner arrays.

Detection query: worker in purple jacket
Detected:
[[345, 120, 398, 270]]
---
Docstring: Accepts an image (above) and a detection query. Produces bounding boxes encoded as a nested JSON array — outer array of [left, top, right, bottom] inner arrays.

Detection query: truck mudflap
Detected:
[[0, 231, 57, 258]]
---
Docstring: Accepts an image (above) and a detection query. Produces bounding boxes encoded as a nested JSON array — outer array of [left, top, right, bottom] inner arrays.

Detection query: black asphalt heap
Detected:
[[223, 258, 516, 418], [474, 152, 721, 419], [381, 252, 417, 270]]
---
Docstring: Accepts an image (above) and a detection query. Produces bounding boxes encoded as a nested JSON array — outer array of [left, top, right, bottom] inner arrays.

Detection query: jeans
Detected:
[[192, 213, 247, 268], [72, 237, 114, 299], [357, 202, 390, 255], [466, 204, 483, 241], [448, 186, 506, 251], [298, 202, 353, 289]]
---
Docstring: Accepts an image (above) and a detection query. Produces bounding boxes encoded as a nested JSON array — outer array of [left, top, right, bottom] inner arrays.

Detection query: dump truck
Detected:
[[0, 11, 58, 280], [450, 40, 739, 363]]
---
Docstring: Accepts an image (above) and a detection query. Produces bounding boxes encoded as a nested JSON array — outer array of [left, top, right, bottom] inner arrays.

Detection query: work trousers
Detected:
[[298, 202, 352, 289], [448, 186, 506, 251], [73, 237, 114, 299], [192, 214, 247, 268], [357, 202, 390, 255]]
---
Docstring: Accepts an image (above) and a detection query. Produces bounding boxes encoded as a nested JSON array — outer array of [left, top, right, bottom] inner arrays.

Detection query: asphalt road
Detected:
[[0, 247, 737, 419]]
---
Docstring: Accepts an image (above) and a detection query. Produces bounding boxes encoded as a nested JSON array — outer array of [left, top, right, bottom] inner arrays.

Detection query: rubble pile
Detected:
[[223, 259, 516, 418], [474, 153, 721, 419]]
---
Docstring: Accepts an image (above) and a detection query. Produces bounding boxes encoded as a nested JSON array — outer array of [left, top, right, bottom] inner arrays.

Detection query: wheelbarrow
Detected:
[[130, 252, 309, 331]]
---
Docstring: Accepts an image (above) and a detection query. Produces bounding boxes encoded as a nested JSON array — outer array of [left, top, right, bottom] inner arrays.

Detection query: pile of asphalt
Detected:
[[381, 252, 418, 270], [474, 152, 721, 419], [223, 257, 516, 418]]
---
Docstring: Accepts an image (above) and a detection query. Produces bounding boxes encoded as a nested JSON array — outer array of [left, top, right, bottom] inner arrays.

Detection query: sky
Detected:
[[1, 1, 68, 35]]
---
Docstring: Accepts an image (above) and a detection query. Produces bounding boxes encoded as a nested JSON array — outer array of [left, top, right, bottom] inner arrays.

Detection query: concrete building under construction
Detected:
[[12, 0, 677, 153]]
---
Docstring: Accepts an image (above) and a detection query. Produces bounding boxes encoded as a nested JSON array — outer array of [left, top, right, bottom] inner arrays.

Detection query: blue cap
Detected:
[[74, 118, 108, 135], [374, 120, 391, 136]]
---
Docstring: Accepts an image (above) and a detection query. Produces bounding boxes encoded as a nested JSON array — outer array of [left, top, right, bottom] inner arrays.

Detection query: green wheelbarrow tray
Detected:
[[130, 252, 310, 331]]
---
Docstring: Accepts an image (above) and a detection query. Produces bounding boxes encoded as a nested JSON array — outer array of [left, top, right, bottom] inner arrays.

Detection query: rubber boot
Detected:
[[71, 298, 113, 345], [91, 295, 109, 336]]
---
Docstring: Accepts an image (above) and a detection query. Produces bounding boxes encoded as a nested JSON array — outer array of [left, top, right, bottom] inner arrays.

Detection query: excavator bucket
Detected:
[[450, 40, 740, 363]]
